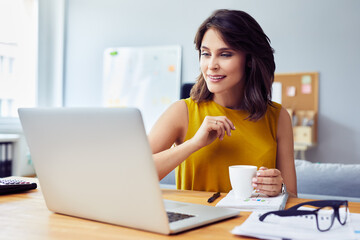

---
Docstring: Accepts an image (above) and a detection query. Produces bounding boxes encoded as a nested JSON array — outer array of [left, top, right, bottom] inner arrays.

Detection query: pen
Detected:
[[207, 192, 220, 203]]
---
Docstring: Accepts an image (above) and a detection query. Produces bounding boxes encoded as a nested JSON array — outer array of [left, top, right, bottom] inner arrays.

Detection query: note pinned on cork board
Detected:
[[301, 75, 312, 94]]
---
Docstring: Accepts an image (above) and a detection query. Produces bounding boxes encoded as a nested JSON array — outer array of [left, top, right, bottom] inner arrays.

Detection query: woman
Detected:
[[148, 9, 297, 197]]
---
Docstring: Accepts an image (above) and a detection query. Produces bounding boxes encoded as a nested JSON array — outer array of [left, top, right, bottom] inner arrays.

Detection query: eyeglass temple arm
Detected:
[[288, 200, 347, 211], [259, 209, 315, 221]]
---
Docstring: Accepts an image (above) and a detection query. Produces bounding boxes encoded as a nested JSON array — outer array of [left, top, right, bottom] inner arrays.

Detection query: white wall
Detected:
[[62, 0, 360, 165]]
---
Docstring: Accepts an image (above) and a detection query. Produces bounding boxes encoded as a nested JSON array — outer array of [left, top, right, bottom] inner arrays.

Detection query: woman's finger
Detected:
[[222, 118, 233, 136], [214, 117, 234, 138], [217, 120, 225, 140], [253, 176, 280, 185], [211, 118, 224, 140], [253, 168, 283, 196], [211, 119, 223, 140], [203, 116, 235, 141], [257, 168, 281, 177], [224, 117, 236, 130], [253, 179, 282, 196], [256, 188, 278, 197]]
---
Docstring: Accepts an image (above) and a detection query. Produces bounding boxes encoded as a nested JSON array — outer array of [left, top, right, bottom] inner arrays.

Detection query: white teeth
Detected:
[[209, 76, 224, 79]]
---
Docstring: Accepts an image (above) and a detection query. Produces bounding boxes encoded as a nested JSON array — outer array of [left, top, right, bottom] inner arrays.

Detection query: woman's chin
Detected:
[[206, 85, 224, 94]]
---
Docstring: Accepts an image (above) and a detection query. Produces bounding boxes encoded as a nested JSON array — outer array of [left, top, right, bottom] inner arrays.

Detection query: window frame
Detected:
[[0, 0, 66, 132]]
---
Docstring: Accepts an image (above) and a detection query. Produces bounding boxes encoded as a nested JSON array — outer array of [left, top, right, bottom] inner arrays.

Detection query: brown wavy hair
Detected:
[[190, 9, 276, 121]]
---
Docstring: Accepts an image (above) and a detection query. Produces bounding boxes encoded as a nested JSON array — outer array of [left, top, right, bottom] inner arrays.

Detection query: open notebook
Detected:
[[216, 190, 288, 211]]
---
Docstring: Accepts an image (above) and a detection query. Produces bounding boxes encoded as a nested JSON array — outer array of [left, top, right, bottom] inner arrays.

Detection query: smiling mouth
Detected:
[[208, 75, 226, 82]]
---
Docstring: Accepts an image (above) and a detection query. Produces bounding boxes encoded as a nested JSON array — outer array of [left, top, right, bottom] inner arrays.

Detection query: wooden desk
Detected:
[[1, 178, 360, 240]]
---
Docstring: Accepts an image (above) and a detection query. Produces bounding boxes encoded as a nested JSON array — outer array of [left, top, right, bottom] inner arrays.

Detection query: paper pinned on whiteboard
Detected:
[[272, 82, 282, 104], [102, 46, 181, 133]]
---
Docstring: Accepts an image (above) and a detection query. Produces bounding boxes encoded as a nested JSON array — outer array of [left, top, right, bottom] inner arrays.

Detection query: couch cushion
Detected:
[[295, 159, 360, 198]]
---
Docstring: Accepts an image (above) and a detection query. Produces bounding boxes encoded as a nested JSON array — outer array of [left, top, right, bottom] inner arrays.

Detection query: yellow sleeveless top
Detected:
[[175, 98, 281, 192]]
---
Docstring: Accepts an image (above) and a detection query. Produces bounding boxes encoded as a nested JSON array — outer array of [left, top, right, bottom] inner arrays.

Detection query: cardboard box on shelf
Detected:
[[293, 126, 314, 145]]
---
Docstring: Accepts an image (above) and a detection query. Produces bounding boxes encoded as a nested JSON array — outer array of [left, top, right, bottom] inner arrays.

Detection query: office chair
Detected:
[[180, 83, 194, 99]]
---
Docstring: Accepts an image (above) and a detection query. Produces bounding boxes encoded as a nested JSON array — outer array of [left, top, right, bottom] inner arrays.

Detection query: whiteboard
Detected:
[[102, 46, 181, 132]]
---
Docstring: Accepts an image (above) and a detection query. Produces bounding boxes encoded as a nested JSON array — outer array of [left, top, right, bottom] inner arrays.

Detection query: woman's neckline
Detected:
[[210, 99, 246, 113]]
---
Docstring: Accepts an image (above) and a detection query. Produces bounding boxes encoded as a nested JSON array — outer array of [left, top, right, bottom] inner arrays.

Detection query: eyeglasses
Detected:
[[259, 200, 348, 232]]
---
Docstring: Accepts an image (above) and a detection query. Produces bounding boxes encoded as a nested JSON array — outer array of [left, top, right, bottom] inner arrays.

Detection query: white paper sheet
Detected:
[[232, 209, 357, 240], [350, 213, 360, 240]]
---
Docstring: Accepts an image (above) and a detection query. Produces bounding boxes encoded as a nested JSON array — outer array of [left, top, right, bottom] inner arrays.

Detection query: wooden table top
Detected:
[[1, 177, 359, 240]]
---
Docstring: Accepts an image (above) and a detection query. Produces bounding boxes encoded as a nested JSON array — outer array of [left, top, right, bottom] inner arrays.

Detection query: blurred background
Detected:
[[0, 0, 359, 188]]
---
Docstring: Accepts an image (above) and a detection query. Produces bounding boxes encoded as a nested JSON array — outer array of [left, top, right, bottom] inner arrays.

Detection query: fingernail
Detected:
[[252, 183, 257, 187], [257, 172, 261, 176], [252, 177, 257, 182]]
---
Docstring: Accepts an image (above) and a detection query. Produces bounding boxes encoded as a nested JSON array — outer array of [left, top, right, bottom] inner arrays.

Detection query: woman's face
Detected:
[[200, 28, 247, 95]]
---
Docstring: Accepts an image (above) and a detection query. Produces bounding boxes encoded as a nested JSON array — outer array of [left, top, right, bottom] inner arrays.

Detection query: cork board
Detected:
[[274, 72, 319, 112], [274, 72, 319, 144]]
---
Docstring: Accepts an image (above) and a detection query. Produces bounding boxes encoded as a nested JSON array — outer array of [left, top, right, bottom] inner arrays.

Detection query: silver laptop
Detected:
[[18, 107, 239, 234]]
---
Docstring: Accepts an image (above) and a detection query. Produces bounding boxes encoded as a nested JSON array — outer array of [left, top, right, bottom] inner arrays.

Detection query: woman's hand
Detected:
[[189, 116, 235, 150], [252, 166, 284, 196]]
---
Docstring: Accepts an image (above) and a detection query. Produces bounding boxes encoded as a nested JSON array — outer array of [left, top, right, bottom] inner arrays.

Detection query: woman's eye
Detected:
[[221, 53, 233, 57], [201, 52, 210, 57]]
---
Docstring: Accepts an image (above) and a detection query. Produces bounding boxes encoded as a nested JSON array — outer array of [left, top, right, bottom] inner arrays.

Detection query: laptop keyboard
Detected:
[[167, 211, 195, 223]]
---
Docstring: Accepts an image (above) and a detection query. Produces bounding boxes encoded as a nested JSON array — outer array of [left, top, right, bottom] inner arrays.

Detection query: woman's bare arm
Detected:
[[276, 107, 297, 197], [148, 100, 235, 180]]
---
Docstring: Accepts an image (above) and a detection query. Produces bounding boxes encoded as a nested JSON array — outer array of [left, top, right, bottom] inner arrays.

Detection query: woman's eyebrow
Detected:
[[200, 46, 234, 51]]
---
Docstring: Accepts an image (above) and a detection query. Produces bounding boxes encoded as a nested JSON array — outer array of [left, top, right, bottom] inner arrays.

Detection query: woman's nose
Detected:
[[208, 57, 219, 70]]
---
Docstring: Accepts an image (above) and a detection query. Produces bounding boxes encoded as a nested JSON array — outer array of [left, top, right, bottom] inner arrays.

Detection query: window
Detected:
[[0, 0, 38, 119]]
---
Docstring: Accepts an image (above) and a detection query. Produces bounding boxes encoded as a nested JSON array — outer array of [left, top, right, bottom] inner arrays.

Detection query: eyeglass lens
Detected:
[[317, 204, 348, 231], [317, 206, 335, 231], [338, 204, 348, 224]]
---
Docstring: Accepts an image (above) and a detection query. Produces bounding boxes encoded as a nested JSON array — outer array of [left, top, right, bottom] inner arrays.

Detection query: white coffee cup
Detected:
[[229, 165, 257, 199]]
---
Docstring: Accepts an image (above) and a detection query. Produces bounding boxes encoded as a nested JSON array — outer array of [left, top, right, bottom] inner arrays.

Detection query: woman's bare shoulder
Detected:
[[277, 106, 292, 140], [162, 100, 188, 122], [148, 100, 189, 152]]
